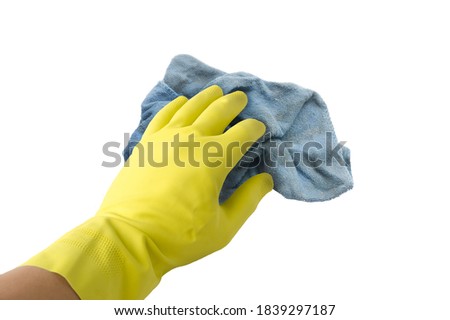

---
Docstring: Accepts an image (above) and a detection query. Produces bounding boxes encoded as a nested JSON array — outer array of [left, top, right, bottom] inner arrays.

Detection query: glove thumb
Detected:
[[222, 172, 274, 233]]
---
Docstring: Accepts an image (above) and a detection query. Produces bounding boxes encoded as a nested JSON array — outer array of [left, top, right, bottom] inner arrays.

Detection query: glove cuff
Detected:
[[23, 216, 162, 299]]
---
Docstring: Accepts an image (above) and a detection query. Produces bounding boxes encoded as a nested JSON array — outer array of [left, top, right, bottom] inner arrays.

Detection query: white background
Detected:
[[0, 1, 449, 319]]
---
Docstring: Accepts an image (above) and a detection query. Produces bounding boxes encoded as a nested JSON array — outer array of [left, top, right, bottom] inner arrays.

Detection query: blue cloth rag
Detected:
[[124, 54, 353, 202]]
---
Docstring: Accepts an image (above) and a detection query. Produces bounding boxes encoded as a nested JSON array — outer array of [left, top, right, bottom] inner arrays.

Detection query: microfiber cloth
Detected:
[[124, 54, 353, 202]]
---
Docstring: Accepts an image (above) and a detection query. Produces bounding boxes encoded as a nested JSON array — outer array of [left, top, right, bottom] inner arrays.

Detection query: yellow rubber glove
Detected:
[[24, 85, 273, 299]]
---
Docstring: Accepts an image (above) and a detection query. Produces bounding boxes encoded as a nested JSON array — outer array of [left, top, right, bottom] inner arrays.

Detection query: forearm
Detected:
[[0, 266, 79, 300], [24, 216, 163, 300]]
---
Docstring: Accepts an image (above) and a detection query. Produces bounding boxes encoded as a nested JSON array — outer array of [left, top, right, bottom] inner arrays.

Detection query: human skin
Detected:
[[0, 266, 79, 300]]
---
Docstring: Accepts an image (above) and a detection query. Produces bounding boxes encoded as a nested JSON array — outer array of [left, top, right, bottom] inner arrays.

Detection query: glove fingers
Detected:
[[192, 91, 248, 135], [167, 85, 223, 128], [222, 173, 273, 233], [143, 96, 188, 138], [221, 118, 266, 170]]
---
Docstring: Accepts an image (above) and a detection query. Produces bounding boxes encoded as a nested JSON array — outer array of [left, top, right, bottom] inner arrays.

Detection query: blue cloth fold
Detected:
[[124, 54, 353, 202]]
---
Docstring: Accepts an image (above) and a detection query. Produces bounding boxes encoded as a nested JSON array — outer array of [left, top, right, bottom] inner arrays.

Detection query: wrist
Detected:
[[24, 216, 164, 299]]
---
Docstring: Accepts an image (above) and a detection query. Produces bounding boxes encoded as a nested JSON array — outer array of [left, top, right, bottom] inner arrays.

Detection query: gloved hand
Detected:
[[25, 85, 273, 299]]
